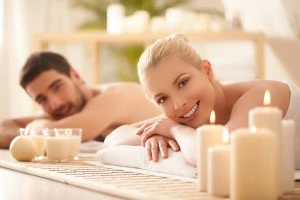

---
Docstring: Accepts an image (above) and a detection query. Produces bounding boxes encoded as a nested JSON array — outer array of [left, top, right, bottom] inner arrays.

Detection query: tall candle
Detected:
[[207, 129, 230, 197], [230, 128, 281, 200], [249, 90, 282, 137], [248, 90, 283, 194], [282, 120, 295, 193], [197, 111, 225, 191], [106, 4, 125, 34]]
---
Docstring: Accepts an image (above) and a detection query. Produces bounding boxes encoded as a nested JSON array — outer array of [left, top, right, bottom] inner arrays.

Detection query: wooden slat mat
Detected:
[[0, 150, 299, 200]]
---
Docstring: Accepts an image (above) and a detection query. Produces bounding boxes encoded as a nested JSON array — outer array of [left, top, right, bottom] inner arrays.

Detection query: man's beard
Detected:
[[52, 86, 87, 120]]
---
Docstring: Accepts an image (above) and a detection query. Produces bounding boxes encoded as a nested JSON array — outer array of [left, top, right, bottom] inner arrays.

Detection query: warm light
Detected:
[[19, 128, 29, 136], [54, 128, 59, 137], [250, 126, 257, 134], [65, 129, 72, 136], [222, 129, 230, 144], [210, 110, 216, 124], [263, 90, 271, 106]]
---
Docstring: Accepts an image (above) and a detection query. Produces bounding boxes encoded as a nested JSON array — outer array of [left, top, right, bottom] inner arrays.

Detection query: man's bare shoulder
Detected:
[[91, 82, 144, 101], [94, 82, 142, 93], [86, 82, 144, 108]]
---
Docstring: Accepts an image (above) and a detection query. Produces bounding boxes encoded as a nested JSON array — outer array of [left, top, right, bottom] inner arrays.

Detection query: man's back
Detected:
[[88, 82, 160, 140]]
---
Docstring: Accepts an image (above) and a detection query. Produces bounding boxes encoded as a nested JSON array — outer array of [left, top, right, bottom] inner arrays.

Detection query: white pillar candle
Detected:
[[150, 16, 167, 33], [249, 90, 282, 137], [248, 90, 283, 194], [106, 3, 125, 34], [197, 111, 225, 191], [282, 120, 295, 193], [132, 10, 150, 33], [230, 128, 281, 200], [207, 129, 230, 197]]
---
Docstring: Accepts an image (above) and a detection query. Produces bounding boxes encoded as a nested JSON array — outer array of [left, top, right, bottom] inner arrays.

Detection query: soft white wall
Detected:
[[221, 0, 300, 86]]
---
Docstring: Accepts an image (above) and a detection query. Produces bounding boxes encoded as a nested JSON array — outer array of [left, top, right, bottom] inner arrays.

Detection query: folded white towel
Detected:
[[96, 145, 197, 178], [80, 141, 106, 153]]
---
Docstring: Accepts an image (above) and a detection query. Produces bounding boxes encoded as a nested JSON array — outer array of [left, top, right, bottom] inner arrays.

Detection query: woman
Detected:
[[106, 33, 300, 169]]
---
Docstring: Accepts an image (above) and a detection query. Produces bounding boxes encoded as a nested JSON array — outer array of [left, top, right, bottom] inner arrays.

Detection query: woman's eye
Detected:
[[179, 79, 188, 88], [157, 96, 168, 104]]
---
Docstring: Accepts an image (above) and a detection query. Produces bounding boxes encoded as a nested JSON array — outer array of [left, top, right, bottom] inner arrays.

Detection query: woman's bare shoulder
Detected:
[[223, 80, 289, 109], [224, 80, 288, 94]]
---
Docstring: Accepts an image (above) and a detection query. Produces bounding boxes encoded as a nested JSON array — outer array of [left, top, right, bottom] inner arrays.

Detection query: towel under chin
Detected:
[[96, 145, 197, 178]]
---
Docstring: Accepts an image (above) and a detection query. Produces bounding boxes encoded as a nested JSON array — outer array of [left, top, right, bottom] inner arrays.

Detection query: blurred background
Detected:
[[0, 0, 299, 118]]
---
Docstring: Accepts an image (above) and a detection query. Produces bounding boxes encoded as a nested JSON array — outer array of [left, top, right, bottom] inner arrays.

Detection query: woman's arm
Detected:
[[104, 125, 140, 147], [137, 118, 198, 167], [169, 125, 197, 167]]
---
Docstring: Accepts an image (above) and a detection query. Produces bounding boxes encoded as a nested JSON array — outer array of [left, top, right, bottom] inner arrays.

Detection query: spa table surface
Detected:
[[0, 150, 299, 200]]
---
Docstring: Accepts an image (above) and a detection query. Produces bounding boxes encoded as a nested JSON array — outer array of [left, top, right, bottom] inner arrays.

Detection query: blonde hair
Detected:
[[137, 33, 202, 86]]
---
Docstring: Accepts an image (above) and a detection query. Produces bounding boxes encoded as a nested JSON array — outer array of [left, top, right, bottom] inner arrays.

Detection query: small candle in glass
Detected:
[[43, 128, 71, 162]]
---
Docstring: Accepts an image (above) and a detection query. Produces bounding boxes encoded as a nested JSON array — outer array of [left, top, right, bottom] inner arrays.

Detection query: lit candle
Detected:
[[282, 120, 295, 193], [249, 90, 282, 135], [28, 129, 45, 159], [249, 90, 283, 194], [197, 110, 225, 191], [207, 129, 230, 197], [43, 129, 71, 162], [230, 127, 281, 200]]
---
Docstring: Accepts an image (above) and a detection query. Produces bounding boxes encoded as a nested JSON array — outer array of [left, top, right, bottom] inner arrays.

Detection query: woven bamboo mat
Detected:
[[0, 150, 299, 200]]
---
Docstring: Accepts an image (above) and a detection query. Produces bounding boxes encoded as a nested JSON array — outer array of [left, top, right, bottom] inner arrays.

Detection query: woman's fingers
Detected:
[[158, 139, 168, 159], [141, 126, 156, 146], [151, 140, 159, 162], [145, 141, 153, 161], [168, 139, 180, 152], [135, 123, 148, 136]]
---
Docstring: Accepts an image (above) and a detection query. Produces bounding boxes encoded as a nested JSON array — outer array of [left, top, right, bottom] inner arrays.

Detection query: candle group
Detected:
[[43, 128, 82, 162], [197, 90, 295, 199]]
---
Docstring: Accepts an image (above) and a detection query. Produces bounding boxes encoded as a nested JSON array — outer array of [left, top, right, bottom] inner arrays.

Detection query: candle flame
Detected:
[[20, 128, 29, 136], [210, 110, 215, 124], [222, 129, 230, 144], [65, 128, 72, 136], [250, 126, 257, 134], [19, 128, 24, 136], [263, 90, 271, 106]]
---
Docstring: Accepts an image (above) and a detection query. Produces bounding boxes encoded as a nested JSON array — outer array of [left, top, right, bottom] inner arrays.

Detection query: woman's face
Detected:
[[142, 56, 216, 128]]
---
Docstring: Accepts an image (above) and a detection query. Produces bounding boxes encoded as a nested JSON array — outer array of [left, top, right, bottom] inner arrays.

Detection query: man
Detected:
[[0, 51, 161, 148]]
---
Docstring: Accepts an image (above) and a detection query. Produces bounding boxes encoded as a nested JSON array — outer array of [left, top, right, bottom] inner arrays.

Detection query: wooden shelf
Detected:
[[33, 30, 265, 84]]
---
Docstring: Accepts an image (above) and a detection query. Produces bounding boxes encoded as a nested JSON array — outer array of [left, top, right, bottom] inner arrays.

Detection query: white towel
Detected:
[[80, 141, 106, 153], [96, 145, 197, 178]]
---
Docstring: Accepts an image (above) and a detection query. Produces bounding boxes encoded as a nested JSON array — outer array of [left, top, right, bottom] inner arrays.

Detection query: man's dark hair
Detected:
[[19, 51, 72, 89]]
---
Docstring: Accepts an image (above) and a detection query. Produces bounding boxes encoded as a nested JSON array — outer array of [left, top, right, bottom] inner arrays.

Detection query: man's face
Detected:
[[26, 69, 86, 120], [142, 56, 215, 128]]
